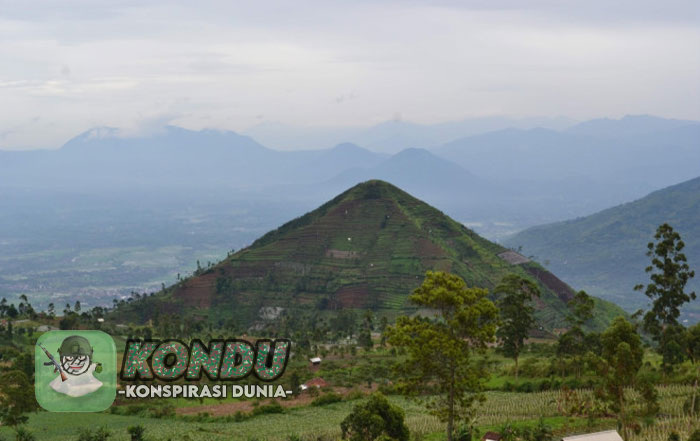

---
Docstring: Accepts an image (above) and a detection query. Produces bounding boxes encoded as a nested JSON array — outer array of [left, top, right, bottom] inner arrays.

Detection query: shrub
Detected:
[[77, 427, 111, 441], [14, 427, 35, 441], [251, 401, 284, 416], [149, 403, 175, 418], [232, 411, 249, 422], [516, 381, 534, 393], [127, 425, 145, 441], [312, 392, 343, 406], [340, 392, 409, 441], [346, 389, 366, 401]]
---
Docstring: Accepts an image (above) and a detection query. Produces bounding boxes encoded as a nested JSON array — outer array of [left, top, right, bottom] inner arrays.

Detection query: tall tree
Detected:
[[557, 290, 595, 377], [0, 370, 38, 427], [387, 271, 499, 441], [568, 290, 594, 328], [593, 317, 657, 439], [495, 274, 540, 380], [634, 223, 696, 370], [340, 392, 409, 441]]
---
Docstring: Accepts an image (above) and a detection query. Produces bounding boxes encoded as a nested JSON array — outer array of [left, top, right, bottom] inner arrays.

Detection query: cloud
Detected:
[[0, 1, 698, 149]]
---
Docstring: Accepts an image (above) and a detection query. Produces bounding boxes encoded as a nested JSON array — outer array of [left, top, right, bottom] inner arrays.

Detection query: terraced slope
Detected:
[[120, 181, 623, 330]]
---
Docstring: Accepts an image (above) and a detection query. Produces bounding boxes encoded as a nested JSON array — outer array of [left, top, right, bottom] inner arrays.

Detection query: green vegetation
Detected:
[[635, 223, 697, 372], [340, 393, 409, 441], [387, 271, 498, 441], [505, 176, 700, 322], [113, 180, 623, 332], [592, 317, 657, 439], [2, 184, 699, 441], [495, 275, 540, 380]]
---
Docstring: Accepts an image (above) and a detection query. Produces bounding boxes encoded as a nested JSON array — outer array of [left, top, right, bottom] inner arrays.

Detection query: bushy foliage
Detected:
[[127, 425, 145, 441], [340, 393, 409, 441], [251, 401, 285, 416], [312, 392, 343, 406]]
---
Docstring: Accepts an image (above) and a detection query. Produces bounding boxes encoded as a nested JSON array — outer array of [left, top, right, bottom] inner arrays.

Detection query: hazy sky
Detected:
[[1, 0, 698, 149]]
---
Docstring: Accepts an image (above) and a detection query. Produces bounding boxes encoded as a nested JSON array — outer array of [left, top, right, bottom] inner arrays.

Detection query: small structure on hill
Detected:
[[482, 432, 502, 441], [299, 377, 328, 391], [561, 430, 624, 441], [309, 356, 322, 371]]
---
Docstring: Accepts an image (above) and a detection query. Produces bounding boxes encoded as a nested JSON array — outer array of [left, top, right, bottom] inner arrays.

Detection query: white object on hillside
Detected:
[[561, 430, 624, 441]]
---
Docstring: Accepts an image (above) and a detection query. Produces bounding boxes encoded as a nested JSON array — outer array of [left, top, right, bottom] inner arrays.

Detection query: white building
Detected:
[[561, 430, 624, 441]]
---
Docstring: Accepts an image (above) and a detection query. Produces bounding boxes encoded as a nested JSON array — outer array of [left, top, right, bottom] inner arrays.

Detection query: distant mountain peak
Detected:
[[331, 142, 364, 152], [566, 114, 700, 138]]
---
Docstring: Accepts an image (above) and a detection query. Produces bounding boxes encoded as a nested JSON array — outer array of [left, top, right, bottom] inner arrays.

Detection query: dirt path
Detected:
[[175, 386, 377, 416]]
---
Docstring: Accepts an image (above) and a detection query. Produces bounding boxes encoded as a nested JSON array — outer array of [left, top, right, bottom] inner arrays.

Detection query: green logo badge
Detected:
[[35, 330, 116, 412]]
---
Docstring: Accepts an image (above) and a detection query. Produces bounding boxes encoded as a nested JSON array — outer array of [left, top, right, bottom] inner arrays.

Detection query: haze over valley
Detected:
[[1, 114, 699, 322]]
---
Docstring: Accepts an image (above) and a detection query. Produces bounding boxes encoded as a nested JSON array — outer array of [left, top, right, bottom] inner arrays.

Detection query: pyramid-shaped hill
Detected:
[[125, 180, 623, 330]]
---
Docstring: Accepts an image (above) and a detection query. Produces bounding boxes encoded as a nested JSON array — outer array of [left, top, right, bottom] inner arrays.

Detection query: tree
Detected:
[[558, 290, 595, 377], [568, 290, 594, 328], [14, 352, 34, 380], [635, 223, 696, 369], [6, 303, 18, 318], [358, 328, 373, 350], [593, 317, 657, 439], [495, 274, 540, 380], [386, 271, 499, 441], [288, 371, 301, 394], [340, 392, 409, 441], [0, 370, 38, 427]]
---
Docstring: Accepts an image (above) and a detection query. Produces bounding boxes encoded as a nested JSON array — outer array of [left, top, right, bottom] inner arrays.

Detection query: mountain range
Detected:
[[2, 115, 698, 237], [1, 115, 698, 314], [505, 176, 700, 323]]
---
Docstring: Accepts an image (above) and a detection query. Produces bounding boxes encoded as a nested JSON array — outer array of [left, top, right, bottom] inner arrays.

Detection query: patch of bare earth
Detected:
[[173, 272, 216, 308], [334, 284, 370, 308], [524, 266, 576, 303], [176, 386, 377, 417]]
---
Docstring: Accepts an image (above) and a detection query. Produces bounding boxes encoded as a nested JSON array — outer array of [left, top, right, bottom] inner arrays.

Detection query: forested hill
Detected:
[[114, 180, 624, 331], [505, 176, 700, 324]]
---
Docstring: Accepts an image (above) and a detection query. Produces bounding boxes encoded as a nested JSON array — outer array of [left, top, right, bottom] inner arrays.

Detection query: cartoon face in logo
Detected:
[[61, 354, 91, 375], [41, 335, 103, 397], [59, 336, 93, 376]]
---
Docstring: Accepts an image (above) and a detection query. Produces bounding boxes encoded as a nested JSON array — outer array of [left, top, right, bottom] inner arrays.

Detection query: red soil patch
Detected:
[[524, 266, 576, 303], [333, 284, 370, 308], [326, 249, 360, 259], [415, 238, 446, 258], [173, 272, 217, 308]]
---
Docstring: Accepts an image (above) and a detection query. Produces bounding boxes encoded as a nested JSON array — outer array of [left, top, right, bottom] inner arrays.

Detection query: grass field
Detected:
[[2, 386, 696, 441]]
